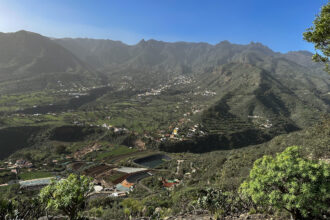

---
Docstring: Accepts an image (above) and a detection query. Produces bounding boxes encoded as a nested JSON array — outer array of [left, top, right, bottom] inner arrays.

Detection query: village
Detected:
[[0, 73, 277, 205], [0, 147, 186, 199]]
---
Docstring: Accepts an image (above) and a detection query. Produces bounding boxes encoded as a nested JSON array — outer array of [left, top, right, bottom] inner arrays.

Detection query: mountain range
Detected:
[[0, 30, 328, 92], [0, 30, 329, 153], [54, 32, 329, 129]]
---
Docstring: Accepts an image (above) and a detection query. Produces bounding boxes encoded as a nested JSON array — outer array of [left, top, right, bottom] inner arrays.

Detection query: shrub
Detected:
[[240, 146, 330, 220], [121, 198, 143, 217], [195, 188, 251, 217], [39, 174, 94, 220]]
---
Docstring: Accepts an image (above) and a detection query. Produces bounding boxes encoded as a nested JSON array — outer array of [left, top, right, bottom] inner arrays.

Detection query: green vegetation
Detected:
[[0, 170, 16, 184], [18, 170, 53, 180], [0, 91, 69, 112], [304, 1, 330, 72], [0, 126, 43, 159], [240, 146, 330, 219], [0, 198, 15, 219], [0, 184, 20, 201], [103, 171, 126, 183], [95, 145, 137, 160], [40, 174, 94, 220], [0, 30, 329, 219], [0, 195, 47, 219], [121, 198, 144, 218]]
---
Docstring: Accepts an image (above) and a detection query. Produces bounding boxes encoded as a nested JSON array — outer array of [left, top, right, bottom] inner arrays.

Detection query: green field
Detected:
[[95, 145, 137, 160], [18, 170, 53, 180]]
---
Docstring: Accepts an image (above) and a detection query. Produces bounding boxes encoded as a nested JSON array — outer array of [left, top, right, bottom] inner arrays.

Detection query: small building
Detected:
[[162, 178, 180, 188], [94, 185, 103, 192], [110, 191, 127, 197], [11, 169, 17, 174], [15, 159, 33, 168]]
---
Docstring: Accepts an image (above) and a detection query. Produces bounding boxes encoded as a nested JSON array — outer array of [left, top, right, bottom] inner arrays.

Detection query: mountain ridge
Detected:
[[0, 30, 106, 93]]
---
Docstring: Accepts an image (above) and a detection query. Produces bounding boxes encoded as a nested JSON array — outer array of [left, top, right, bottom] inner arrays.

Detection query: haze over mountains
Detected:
[[0, 30, 328, 91], [0, 30, 329, 153], [0, 31, 103, 93]]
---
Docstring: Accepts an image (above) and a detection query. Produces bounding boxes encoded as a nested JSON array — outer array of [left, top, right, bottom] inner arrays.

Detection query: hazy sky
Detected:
[[0, 0, 327, 52]]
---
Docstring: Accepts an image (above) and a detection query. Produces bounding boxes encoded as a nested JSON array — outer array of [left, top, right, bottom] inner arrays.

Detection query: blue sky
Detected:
[[0, 0, 327, 52]]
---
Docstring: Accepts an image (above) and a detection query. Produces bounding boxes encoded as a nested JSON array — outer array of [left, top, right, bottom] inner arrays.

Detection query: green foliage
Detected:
[[87, 206, 104, 218], [195, 188, 251, 217], [0, 184, 20, 200], [240, 146, 330, 219], [14, 197, 45, 219], [0, 198, 15, 219], [0, 126, 43, 160], [0, 197, 45, 220], [304, 2, 330, 72], [87, 197, 125, 220], [121, 198, 144, 217], [18, 170, 53, 180], [39, 174, 94, 220], [55, 145, 67, 154], [95, 145, 136, 160]]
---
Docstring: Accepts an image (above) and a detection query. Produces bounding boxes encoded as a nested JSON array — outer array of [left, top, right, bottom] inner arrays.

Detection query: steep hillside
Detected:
[[54, 38, 131, 70], [0, 31, 105, 94], [55, 37, 329, 91], [159, 61, 328, 152]]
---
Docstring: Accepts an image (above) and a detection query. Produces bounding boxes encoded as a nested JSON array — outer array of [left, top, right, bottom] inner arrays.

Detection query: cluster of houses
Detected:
[[172, 75, 193, 85], [5, 159, 33, 169], [0, 149, 186, 202], [138, 88, 163, 97], [248, 115, 273, 129], [54, 82, 107, 92], [86, 167, 153, 198], [194, 90, 217, 97], [157, 122, 206, 142], [186, 124, 205, 138], [87, 164, 181, 198], [101, 123, 129, 134], [137, 75, 193, 98], [73, 120, 130, 135], [69, 92, 88, 98], [191, 107, 203, 115], [10, 112, 58, 118]]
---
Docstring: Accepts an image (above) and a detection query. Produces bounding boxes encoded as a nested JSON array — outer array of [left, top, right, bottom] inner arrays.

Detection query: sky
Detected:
[[0, 0, 327, 53]]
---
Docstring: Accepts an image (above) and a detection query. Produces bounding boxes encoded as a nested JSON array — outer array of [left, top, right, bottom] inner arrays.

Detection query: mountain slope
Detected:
[[0, 31, 105, 94], [0, 31, 328, 154], [55, 37, 329, 89]]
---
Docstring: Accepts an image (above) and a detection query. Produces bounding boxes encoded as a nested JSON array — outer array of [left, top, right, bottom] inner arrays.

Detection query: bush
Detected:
[[0, 198, 14, 219], [195, 188, 251, 217], [0, 197, 45, 220], [121, 198, 143, 217], [55, 145, 67, 154], [39, 174, 94, 220], [240, 146, 330, 220]]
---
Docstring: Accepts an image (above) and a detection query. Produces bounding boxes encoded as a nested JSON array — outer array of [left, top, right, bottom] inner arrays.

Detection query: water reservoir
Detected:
[[134, 154, 171, 168]]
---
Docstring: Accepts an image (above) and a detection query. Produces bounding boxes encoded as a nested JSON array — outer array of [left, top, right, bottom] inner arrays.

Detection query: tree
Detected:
[[121, 198, 143, 218], [240, 146, 330, 220], [303, 2, 330, 72], [55, 145, 67, 154], [0, 198, 14, 219], [39, 174, 94, 220]]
